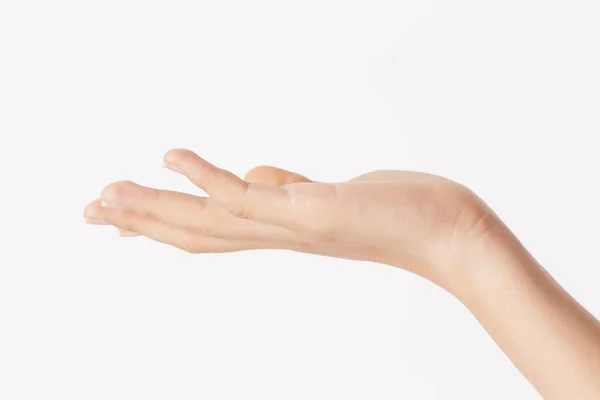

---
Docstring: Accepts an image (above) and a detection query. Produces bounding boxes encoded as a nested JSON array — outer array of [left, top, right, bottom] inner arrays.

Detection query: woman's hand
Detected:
[[84, 149, 501, 291], [84, 148, 600, 399]]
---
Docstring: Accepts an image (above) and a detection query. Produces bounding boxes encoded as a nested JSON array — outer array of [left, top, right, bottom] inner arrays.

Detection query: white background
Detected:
[[1, 1, 599, 399]]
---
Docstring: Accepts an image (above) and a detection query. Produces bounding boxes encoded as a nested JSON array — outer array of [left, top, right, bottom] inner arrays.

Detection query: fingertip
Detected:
[[163, 149, 196, 175], [163, 148, 196, 164], [118, 228, 142, 237], [84, 199, 103, 219], [100, 181, 128, 204], [245, 166, 311, 186], [244, 166, 275, 183], [163, 149, 218, 176]]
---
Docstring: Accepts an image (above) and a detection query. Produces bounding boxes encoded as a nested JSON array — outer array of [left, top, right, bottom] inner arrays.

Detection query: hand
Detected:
[[84, 149, 600, 399], [84, 149, 502, 291]]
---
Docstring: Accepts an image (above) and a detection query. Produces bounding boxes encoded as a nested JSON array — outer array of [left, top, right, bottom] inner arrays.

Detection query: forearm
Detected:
[[451, 225, 600, 400]]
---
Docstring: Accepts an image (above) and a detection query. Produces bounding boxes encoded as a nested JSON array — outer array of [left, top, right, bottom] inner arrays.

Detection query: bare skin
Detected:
[[84, 149, 600, 400]]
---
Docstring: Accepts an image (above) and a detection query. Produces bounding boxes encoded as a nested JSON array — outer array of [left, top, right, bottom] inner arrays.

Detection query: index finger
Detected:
[[162, 149, 301, 229]]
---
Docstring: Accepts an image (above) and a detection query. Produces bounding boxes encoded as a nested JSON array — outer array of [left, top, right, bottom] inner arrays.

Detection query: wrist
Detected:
[[443, 220, 538, 303]]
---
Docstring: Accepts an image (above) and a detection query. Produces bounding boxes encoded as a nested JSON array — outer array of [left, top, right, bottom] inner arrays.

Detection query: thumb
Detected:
[[244, 166, 312, 186]]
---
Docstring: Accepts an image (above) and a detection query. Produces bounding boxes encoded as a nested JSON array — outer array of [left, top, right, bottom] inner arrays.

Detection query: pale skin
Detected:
[[84, 149, 600, 399]]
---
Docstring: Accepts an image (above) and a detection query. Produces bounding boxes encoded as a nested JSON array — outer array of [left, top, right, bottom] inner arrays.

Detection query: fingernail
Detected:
[[85, 218, 109, 225], [101, 200, 126, 210], [163, 161, 185, 175], [119, 229, 141, 237]]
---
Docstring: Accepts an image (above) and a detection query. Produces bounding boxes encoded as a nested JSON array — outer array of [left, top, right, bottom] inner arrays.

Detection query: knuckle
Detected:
[[182, 245, 198, 254], [117, 209, 138, 230], [312, 217, 337, 241], [149, 187, 162, 203], [228, 203, 249, 219], [198, 225, 218, 238], [181, 242, 201, 254], [228, 181, 252, 219], [120, 208, 136, 220], [177, 232, 202, 254], [192, 196, 207, 212]]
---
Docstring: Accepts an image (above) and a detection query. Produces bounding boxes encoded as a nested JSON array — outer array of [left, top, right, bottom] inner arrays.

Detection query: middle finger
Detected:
[[99, 180, 300, 243]]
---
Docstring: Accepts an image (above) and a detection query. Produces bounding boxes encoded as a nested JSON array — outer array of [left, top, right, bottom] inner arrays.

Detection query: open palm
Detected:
[[85, 149, 499, 285]]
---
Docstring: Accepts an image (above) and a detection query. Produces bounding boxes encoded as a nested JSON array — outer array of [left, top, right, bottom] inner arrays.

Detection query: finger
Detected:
[[99, 180, 300, 242], [83, 199, 276, 253], [163, 149, 301, 228], [100, 180, 223, 236], [117, 228, 142, 237], [244, 166, 311, 186]]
